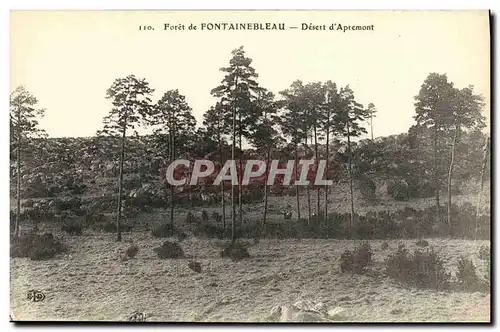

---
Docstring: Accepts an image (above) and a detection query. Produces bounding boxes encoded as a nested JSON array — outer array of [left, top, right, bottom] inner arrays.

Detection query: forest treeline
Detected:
[[10, 46, 490, 242]]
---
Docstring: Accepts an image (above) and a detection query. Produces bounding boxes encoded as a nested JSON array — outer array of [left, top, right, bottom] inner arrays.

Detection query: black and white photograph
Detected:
[[9, 10, 491, 322]]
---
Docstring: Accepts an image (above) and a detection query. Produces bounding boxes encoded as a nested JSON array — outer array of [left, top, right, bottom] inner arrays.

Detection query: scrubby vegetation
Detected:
[[153, 241, 184, 259], [220, 242, 251, 260], [340, 241, 373, 274], [11, 232, 67, 261], [384, 247, 450, 290]]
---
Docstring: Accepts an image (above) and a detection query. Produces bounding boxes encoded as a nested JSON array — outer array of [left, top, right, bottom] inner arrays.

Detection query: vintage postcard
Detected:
[[9, 10, 491, 323]]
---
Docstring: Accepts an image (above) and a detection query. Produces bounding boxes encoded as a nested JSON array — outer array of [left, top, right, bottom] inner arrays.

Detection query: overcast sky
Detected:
[[10, 10, 490, 139]]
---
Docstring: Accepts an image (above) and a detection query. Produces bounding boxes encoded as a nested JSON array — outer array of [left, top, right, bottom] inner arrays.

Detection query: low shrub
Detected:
[[456, 256, 480, 290], [415, 239, 429, 247], [185, 212, 198, 224], [194, 224, 225, 239], [151, 224, 175, 238], [358, 176, 376, 200], [220, 242, 250, 260], [201, 210, 209, 222], [381, 242, 389, 250], [153, 241, 184, 259], [126, 245, 139, 258], [478, 245, 490, 261], [92, 221, 133, 233], [211, 212, 222, 224], [61, 220, 83, 236], [484, 256, 490, 282], [340, 241, 373, 274], [385, 247, 450, 290], [11, 232, 67, 260], [387, 179, 410, 201]]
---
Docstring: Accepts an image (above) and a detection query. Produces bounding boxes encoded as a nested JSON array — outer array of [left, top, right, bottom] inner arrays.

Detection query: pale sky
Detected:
[[10, 10, 490, 138]]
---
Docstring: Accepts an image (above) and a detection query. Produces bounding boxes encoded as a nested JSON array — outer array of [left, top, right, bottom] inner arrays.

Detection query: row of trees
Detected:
[[414, 73, 486, 233], [96, 47, 376, 242], [10, 46, 488, 243]]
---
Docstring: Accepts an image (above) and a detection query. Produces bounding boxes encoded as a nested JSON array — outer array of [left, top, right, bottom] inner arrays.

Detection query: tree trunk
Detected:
[[370, 112, 374, 141], [324, 120, 330, 222], [295, 145, 301, 219], [433, 126, 441, 223], [116, 123, 127, 242], [231, 78, 238, 244], [170, 131, 175, 228], [346, 118, 355, 230], [314, 125, 320, 223], [220, 144, 226, 231], [238, 125, 243, 229], [475, 136, 490, 240], [14, 109, 21, 237], [447, 126, 458, 234], [305, 135, 311, 224], [263, 149, 270, 226]]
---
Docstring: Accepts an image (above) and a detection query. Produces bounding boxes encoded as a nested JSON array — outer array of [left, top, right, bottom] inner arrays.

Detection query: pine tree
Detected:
[[334, 86, 369, 230], [150, 89, 196, 227], [414, 73, 455, 225], [99, 75, 154, 242], [10, 86, 46, 237], [211, 46, 264, 243]]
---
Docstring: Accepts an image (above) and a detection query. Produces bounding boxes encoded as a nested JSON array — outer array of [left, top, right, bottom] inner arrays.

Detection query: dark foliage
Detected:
[[415, 239, 429, 247], [126, 245, 139, 258], [478, 245, 490, 261], [11, 232, 67, 260], [220, 242, 250, 260], [385, 247, 450, 290], [188, 261, 202, 273], [455, 256, 480, 290], [151, 223, 187, 241], [340, 241, 373, 274], [201, 210, 209, 222], [387, 179, 410, 201], [358, 176, 376, 200], [61, 220, 83, 236], [153, 241, 184, 259], [194, 224, 225, 239], [211, 212, 222, 223]]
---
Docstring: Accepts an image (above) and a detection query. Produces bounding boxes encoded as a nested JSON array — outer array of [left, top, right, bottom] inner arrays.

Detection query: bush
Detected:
[[85, 213, 108, 224], [358, 176, 376, 200], [194, 224, 225, 239], [151, 224, 187, 240], [484, 256, 490, 282], [387, 179, 410, 201], [11, 232, 67, 260], [415, 239, 429, 247], [126, 245, 139, 258], [385, 247, 450, 290], [92, 221, 133, 233], [201, 210, 209, 222], [340, 242, 373, 274], [381, 242, 389, 250], [153, 241, 184, 259], [211, 212, 222, 223], [456, 256, 479, 290], [61, 220, 83, 236], [151, 224, 175, 238], [478, 245, 490, 261], [220, 242, 250, 260], [185, 212, 198, 224]]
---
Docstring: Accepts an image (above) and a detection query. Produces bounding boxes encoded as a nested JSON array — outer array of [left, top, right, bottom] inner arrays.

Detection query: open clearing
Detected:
[[10, 232, 490, 322]]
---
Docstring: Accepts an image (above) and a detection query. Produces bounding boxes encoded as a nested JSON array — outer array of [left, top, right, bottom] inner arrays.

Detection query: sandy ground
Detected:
[[10, 232, 490, 322]]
